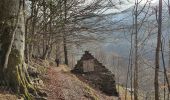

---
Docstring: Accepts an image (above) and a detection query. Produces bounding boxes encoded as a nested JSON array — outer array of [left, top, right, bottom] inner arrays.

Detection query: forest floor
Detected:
[[0, 91, 18, 100], [43, 65, 119, 100], [0, 62, 130, 100]]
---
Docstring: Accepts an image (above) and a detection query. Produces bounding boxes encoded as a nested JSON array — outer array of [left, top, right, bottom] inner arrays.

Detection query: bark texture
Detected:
[[0, 0, 34, 99], [154, 0, 162, 100]]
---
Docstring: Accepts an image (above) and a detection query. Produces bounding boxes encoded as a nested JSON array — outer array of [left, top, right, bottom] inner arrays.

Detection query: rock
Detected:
[[37, 90, 48, 97], [72, 51, 118, 96], [28, 66, 39, 78], [39, 80, 44, 87]]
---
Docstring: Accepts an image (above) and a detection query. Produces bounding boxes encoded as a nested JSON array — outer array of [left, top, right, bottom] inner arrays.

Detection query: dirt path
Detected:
[[44, 66, 65, 100], [44, 65, 118, 100]]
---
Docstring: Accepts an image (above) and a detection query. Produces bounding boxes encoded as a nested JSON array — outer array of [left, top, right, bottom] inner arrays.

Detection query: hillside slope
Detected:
[[43, 65, 119, 100]]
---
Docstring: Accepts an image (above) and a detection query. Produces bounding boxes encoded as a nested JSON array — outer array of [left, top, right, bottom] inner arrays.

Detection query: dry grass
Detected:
[[0, 91, 19, 100], [44, 65, 118, 100], [117, 85, 132, 100]]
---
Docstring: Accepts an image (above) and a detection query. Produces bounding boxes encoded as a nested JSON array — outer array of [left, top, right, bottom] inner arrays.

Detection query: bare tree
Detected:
[[154, 0, 162, 100], [0, 0, 36, 99]]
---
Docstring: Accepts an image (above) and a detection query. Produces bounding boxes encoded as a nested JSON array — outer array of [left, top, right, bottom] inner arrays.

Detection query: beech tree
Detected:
[[0, 0, 35, 99]]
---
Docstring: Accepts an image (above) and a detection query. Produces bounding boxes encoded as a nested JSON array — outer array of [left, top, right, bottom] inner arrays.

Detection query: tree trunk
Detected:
[[167, 1, 170, 98], [154, 0, 162, 100], [0, 0, 34, 99], [63, 0, 68, 65], [134, 0, 139, 100], [42, 0, 47, 56], [42, 45, 50, 60], [63, 35, 68, 65]]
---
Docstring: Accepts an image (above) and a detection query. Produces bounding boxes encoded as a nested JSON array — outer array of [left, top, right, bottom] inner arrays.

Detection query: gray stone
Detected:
[[72, 51, 119, 96]]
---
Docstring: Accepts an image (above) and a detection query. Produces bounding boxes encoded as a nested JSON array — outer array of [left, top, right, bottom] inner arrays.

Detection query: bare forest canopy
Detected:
[[0, 0, 170, 100]]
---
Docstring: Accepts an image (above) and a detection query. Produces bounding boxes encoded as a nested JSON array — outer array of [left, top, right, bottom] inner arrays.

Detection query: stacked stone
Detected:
[[72, 51, 118, 96]]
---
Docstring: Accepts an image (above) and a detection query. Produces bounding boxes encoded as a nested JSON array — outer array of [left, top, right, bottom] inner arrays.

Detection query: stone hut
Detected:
[[72, 51, 118, 96]]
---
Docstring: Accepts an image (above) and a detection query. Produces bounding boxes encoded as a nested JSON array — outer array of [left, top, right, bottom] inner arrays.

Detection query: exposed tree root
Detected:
[[2, 63, 41, 100]]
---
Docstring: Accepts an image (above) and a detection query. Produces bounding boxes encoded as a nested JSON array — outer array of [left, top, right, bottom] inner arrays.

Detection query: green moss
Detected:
[[37, 65, 47, 74], [3, 49, 35, 100], [84, 85, 98, 100], [9, 49, 22, 65], [0, 16, 36, 100]]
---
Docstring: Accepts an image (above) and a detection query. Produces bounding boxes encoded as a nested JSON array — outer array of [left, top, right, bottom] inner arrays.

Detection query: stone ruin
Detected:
[[72, 51, 118, 96]]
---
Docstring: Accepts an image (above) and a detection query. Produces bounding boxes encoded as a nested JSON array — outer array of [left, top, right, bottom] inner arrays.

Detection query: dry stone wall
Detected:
[[72, 51, 118, 96]]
